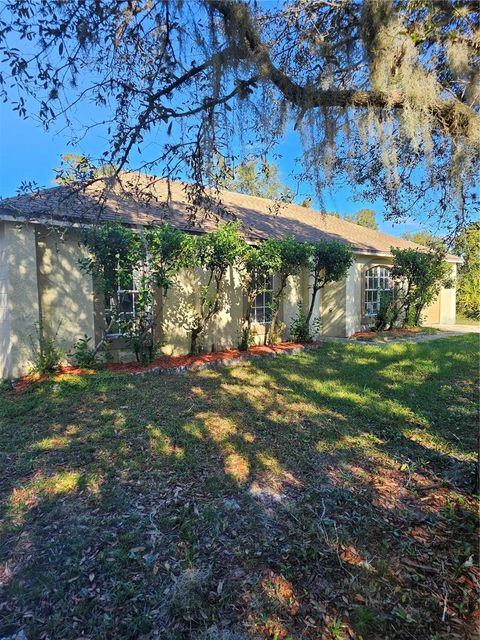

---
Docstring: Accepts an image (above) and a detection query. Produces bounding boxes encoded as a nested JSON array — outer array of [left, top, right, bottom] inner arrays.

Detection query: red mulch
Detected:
[[106, 341, 318, 373], [12, 342, 320, 393], [13, 365, 94, 394]]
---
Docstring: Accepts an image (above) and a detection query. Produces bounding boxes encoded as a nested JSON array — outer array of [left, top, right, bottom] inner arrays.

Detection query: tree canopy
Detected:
[[1, 0, 478, 232], [221, 159, 293, 201], [344, 208, 378, 230]]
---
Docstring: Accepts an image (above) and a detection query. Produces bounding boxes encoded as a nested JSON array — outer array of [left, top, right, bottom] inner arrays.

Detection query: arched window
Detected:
[[364, 266, 392, 317]]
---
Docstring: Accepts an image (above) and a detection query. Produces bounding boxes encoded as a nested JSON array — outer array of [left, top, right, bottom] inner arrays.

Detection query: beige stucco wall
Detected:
[[439, 263, 457, 324], [1, 221, 459, 377], [0, 222, 41, 378], [160, 266, 308, 354], [160, 265, 245, 356], [36, 228, 95, 354], [320, 277, 347, 337]]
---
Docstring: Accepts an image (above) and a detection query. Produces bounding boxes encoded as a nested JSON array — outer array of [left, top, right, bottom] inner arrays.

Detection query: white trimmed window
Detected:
[[364, 266, 392, 317], [105, 267, 147, 336], [252, 275, 275, 324]]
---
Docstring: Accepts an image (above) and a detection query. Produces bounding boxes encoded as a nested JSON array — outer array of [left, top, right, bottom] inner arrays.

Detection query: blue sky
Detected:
[[0, 97, 424, 238]]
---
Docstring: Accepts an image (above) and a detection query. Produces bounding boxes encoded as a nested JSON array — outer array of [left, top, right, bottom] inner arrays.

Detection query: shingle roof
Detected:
[[0, 172, 461, 262]]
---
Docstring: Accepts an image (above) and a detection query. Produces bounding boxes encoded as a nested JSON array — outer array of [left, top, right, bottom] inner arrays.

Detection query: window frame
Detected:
[[251, 274, 275, 325], [104, 263, 150, 338], [363, 264, 393, 318]]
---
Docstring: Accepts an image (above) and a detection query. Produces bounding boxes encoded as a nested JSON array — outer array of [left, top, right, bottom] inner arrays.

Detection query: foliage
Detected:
[[306, 240, 353, 325], [264, 236, 311, 345], [184, 223, 245, 354], [289, 305, 320, 343], [80, 223, 154, 362], [70, 335, 99, 368], [80, 223, 143, 298], [54, 153, 117, 184], [29, 322, 63, 375], [401, 230, 444, 249], [238, 241, 282, 350], [80, 222, 189, 363], [221, 159, 293, 201], [344, 208, 378, 230], [2, 1, 479, 230], [390, 247, 452, 327], [144, 224, 188, 295], [455, 222, 480, 320], [374, 290, 399, 331]]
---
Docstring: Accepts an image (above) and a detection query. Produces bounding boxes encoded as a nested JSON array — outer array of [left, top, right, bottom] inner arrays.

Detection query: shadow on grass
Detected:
[[0, 335, 478, 639]]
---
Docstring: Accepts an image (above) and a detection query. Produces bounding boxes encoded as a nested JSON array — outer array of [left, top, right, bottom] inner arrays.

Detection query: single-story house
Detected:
[[0, 172, 461, 378]]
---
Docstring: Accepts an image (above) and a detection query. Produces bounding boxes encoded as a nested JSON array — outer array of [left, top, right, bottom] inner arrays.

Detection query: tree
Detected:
[[455, 222, 480, 319], [306, 241, 353, 325], [238, 242, 282, 351], [223, 159, 293, 201], [185, 222, 244, 355], [145, 224, 188, 296], [264, 237, 311, 345], [1, 1, 478, 231], [55, 153, 117, 184], [80, 223, 152, 362], [80, 222, 187, 363], [344, 209, 378, 230], [390, 247, 452, 327], [401, 231, 444, 249]]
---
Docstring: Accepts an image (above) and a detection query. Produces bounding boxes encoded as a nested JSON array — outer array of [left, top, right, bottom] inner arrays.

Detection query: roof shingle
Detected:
[[0, 172, 461, 262]]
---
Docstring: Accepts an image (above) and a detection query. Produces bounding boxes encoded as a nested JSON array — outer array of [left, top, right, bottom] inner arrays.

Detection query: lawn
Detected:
[[0, 336, 478, 640]]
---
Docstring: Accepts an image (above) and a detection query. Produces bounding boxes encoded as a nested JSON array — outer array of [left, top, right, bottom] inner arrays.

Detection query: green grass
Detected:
[[456, 312, 480, 326], [0, 336, 478, 639]]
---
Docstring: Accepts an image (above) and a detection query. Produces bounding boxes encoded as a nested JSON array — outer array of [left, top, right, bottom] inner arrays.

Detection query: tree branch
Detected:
[[211, 0, 479, 137]]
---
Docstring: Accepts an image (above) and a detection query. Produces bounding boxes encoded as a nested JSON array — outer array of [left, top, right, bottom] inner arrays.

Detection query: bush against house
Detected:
[[290, 240, 353, 343], [181, 222, 245, 355], [375, 247, 452, 330], [77, 220, 450, 361], [263, 237, 311, 345], [238, 242, 282, 351]]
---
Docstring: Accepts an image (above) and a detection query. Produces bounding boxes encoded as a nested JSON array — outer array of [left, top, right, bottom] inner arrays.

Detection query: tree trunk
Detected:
[[240, 298, 253, 351], [190, 323, 203, 355], [306, 286, 320, 325]]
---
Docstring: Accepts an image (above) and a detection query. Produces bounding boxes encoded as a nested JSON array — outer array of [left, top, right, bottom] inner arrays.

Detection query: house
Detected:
[[0, 172, 461, 378]]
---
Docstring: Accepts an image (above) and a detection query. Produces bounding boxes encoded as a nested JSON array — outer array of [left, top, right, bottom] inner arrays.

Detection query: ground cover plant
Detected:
[[0, 336, 478, 639]]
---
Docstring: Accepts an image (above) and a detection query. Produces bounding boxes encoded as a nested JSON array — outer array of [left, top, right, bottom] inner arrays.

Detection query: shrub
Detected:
[[263, 236, 311, 345], [375, 290, 398, 331], [29, 323, 63, 375], [185, 223, 245, 354], [238, 242, 281, 351], [390, 247, 452, 327], [290, 305, 320, 342], [70, 335, 99, 368], [306, 240, 353, 324]]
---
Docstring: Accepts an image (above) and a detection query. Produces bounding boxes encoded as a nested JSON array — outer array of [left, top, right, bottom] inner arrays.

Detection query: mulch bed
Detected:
[[13, 365, 95, 394], [13, 341, 321, 393], [106, 341, 318, 374]]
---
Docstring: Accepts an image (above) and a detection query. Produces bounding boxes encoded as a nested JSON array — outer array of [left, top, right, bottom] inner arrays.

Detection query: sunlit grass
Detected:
[[0, 335, 478, 639]]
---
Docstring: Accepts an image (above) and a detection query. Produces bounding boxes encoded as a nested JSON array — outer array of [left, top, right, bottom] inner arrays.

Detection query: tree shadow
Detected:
[[0, 336, 478, 639]]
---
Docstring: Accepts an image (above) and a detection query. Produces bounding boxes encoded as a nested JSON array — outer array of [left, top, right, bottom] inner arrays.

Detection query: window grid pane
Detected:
[[105, 264, 149, 336], [252, 275, 275, 324], [364, 266, 392, 316]]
